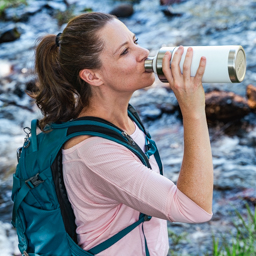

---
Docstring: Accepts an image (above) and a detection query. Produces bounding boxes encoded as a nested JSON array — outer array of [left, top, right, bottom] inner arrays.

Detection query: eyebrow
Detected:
[[113, 34, 136, 55]]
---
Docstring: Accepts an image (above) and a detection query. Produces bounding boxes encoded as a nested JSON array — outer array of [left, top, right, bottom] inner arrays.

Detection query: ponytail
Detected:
[[33, 12, 114, 131], [34, 35, 81, 130]]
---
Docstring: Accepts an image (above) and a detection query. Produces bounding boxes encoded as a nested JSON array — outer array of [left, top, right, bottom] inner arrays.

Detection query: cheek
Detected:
[[120, 55, 138, 71]]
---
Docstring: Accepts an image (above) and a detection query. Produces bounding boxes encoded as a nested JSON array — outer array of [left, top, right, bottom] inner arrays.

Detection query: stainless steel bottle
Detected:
[[145, 45, 246, 83]]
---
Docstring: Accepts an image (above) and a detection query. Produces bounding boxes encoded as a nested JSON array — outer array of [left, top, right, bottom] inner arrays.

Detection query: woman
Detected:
[[35, 12, 213, 256]]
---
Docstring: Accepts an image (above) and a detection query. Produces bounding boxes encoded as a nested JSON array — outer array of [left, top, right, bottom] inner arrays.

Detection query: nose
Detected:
[[136, 45, 150, 62]]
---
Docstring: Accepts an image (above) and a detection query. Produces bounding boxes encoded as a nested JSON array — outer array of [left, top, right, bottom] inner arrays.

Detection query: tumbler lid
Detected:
[[228, 46, 246, 83]]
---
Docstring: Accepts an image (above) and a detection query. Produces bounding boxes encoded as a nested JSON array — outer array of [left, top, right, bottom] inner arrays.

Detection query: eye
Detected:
[[121, 48, 129, 56], [120, 37, 138, 56]]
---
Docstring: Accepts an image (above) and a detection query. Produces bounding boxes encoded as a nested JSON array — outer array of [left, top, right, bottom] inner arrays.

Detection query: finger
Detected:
[[162, 51, 174, 84], [170, 46, 184, 79], [194, 56, 206, 85], [183, 47, 193, 83]]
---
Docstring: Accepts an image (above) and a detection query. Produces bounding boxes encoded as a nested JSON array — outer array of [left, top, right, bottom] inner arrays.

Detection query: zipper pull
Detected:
[[122, 131, 135, 145]]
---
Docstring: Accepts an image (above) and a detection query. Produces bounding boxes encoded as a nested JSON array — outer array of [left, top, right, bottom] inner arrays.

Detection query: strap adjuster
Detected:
[[25, 173, 44, 189], [23, 251, 29, 256], [144, 215, 152, 221]]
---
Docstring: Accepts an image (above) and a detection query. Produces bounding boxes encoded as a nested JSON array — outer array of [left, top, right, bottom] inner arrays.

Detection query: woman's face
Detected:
[[97, 18, 155, 93]]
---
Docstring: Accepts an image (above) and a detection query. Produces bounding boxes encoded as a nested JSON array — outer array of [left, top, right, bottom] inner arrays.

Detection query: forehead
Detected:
[[99, 19, 133, 54]]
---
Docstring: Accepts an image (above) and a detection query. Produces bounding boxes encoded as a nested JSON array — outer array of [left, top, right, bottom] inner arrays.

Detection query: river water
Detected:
[[0, 0, 256, 255]]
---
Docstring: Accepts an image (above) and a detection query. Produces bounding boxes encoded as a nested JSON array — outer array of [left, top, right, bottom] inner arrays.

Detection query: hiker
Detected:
[[33, 12, 213, 256]]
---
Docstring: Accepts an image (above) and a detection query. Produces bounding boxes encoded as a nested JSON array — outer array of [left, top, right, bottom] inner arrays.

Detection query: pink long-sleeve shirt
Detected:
[[62, 123, 212, 256]]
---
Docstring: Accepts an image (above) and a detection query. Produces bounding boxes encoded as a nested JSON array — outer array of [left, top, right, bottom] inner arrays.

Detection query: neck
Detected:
[[79, 91, 135, 134]]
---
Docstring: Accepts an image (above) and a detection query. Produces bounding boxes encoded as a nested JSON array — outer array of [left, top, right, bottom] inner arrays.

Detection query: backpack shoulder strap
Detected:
[[128, 104, 163, 175]]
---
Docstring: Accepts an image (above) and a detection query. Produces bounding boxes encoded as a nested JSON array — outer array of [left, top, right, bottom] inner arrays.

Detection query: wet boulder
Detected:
[[160, 0, 185, 5], [205, 89, 250, 121], [109, 4, 134, 18], [3, 5, 30, 22], [246, 84, 256, 110], [231, 188, 256, 206], [0, 25, 21, 44], [2, 1, 45, 22], [160, 6, 183, 17]]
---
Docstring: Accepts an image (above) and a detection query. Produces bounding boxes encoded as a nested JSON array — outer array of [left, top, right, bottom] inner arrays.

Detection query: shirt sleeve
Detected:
[[74, 137, 212, 223]]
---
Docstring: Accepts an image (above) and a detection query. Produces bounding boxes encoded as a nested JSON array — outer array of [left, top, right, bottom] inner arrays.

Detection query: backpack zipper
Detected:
[[122, 131, 136, 145]]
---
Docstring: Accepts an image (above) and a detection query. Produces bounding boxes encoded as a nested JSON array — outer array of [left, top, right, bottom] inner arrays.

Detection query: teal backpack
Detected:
[[11, 104, 163, 256]]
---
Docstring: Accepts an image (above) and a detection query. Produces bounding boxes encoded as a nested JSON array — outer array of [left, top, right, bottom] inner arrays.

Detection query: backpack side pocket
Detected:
[[16, 207, 28, 254]]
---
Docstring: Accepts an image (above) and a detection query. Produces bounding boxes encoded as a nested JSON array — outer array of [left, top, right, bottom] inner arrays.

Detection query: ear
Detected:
[[79, 69, 103, 87]]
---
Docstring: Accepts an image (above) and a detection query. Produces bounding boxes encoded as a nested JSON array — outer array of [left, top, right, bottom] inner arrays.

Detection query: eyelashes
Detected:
[[120, 38, 139, 56]]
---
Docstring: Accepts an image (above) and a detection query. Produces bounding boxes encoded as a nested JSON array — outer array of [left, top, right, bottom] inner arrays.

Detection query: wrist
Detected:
[[181, 108, 206, 121]]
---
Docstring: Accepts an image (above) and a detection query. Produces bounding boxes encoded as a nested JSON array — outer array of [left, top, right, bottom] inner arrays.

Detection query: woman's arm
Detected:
[[162, 46, 213, 214], [64, 137, 212, 223]]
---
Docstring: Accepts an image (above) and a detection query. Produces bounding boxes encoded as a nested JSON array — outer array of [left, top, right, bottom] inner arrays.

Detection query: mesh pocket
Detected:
[[21, 201, 71, 256]]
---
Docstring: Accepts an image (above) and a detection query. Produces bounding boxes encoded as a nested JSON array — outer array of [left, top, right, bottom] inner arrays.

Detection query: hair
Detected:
[[33, 12, 115, 130]]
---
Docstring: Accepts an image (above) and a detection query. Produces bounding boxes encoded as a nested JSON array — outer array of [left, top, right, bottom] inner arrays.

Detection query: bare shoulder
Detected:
[[63, 135, 91, 149]]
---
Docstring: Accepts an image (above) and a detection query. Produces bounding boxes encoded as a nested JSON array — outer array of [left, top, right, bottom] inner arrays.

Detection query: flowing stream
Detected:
[[0, 0, 256, 255]]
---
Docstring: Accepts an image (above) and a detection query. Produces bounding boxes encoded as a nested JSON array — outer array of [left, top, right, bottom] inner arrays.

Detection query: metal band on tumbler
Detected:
[[156, 47, 175, 82], [144, 57, 154, 73]]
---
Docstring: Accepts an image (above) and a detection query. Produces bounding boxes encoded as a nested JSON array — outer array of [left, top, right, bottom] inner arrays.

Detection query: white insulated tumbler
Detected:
[[144, 45, 246, 83]]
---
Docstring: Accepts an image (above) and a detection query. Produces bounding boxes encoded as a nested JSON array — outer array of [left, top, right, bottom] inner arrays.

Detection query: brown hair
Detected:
[[33, 12, 114, 130]]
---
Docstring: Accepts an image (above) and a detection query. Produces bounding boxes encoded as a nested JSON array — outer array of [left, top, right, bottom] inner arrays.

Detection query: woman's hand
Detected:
[[162, 46, 206, 119]]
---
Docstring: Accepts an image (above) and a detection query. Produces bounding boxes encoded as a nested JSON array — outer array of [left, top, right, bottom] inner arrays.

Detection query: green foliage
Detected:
[[212, 204, 256, 256], [168, 228, 188, 256], [81, 7, 93, 13], [54, 6, 94, 27], [54, 6, 76, 27]]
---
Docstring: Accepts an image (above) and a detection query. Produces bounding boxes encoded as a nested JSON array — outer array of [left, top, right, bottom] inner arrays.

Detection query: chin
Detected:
[[145, 74, 155, 87]]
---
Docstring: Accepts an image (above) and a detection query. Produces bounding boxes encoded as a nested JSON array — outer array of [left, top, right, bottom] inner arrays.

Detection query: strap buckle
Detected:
[[25, 173, 44, 189]]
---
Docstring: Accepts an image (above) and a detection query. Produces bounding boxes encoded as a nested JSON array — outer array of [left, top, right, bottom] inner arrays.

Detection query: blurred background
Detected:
[[0, 0, 256, 255]]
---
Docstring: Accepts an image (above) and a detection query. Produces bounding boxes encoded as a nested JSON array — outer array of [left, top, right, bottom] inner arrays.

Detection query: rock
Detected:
[[160, 6, 183, 17], [2, 5, 30, 22], [109, 4, 134, 18], [231, 188, 256, 205], [3, 5, 28, 22], [205, 89, 250, 121], [2, 1, 45, 22], [246, 84, 256, 110], [160, 0, 183, 5], [214, 163, 256, 190], [2, 1, 67, 22], [46, 1, 67, 12], [0, 25, 21, 44], [140, 105, 162, 120]]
